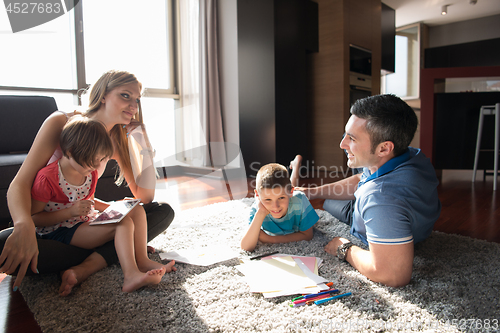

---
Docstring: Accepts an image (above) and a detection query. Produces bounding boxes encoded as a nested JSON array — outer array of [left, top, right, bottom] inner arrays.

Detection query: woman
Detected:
[[0, 70, 175, 295]]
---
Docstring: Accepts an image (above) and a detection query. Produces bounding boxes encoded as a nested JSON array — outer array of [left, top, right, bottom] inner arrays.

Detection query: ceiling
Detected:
[[381, 0, 500, 28]]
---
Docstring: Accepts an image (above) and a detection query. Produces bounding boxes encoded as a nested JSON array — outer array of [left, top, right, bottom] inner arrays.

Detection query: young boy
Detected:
[[241, 155, 319, 251], [31, 116, 175, 294]]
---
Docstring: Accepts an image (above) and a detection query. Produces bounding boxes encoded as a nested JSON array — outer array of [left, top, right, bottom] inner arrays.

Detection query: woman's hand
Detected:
[[122, 124, 156, 202], [0, 221, 39, 290], [3, 111, 69, 290], [126, 119, 141, 132]]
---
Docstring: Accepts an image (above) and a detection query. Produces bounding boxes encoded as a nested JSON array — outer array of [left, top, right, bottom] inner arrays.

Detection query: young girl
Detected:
[[30, 116, 174, 292], [1, 70, 175, 295]]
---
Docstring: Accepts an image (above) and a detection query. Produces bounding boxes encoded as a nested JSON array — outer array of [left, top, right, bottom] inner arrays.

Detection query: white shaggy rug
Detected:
[[20, 198, 500, 332]]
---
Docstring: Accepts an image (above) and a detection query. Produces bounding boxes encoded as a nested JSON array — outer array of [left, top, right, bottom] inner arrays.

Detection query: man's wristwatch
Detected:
[[336, 242, 354, 262]]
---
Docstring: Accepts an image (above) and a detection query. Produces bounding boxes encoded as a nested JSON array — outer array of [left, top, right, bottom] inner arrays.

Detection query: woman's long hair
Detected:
[[84, 70, 143, 186]]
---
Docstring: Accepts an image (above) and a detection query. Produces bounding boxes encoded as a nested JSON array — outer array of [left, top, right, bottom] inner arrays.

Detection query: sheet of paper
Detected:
[[159, 246, 238, 266], [263, 254, 323, 274], [236, 256, 320, 294], [262, 285, 323, 298], [260, 258, 328, 298], [293, 258, 328, 285]]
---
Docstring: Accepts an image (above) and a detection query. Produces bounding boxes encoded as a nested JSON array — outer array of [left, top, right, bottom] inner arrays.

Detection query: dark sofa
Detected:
[[0, 95, 131, 224]]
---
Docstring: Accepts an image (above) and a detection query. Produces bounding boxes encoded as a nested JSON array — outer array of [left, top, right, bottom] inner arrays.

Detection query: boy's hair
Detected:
[[60, 116, 114, 168], [350, 94, 418, 157], [256, 163, 292, 194]]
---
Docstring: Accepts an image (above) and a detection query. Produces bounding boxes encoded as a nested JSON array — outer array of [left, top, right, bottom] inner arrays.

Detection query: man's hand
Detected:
[[325, 236, 414, 287], [324, 237, 350, 256], [0, 221, 39, 290], [69, 200, 94, 218], [293, 186, 308, 196]]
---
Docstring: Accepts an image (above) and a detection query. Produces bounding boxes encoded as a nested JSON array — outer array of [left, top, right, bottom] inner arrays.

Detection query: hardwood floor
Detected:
[[433, 170, 500, 242], [1, 169, 499, 333]]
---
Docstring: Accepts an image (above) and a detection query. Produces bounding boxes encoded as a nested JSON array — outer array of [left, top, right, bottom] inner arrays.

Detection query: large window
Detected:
[[0, 7, 76, 90], [82, 0, 175, 93], [81, 0, 178, 161], [382, 23, 421, 100], [0, 0, 178, 164]]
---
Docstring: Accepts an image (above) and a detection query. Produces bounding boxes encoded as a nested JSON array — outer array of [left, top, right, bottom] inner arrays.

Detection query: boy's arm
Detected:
[[241, 205, 269, 252], [258, 227, 314, 244], [30, 199, 94, 227]]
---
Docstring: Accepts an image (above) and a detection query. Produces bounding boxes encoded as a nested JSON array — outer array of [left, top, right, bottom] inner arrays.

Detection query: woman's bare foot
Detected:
[[58, 252, 107, 296], [138, 259, 177, 274], [122, 267, 166, 292], [59, 269, 79, 296]]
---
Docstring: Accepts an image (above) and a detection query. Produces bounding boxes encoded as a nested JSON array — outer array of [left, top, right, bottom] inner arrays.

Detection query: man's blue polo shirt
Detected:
[[351, 147, 441, 246]]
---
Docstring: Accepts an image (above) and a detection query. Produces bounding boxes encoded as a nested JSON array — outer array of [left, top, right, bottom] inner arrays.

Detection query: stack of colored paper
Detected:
[[236, 254, 329, 298]]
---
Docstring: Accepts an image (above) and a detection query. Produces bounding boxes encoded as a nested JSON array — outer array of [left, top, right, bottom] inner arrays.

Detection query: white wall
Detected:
[[428, 14, 500, 48]]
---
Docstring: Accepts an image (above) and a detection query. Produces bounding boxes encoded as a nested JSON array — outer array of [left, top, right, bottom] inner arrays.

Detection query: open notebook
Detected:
[[89, 199, 141, 225]]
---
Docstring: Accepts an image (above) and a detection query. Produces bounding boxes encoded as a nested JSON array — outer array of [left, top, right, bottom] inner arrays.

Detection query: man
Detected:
[[297, 94, 441, 287]]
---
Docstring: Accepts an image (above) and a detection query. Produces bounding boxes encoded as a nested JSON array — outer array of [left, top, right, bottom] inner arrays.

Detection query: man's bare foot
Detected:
[[290, 155, 303, 187], [290, 154, 302, 171], [138, 259, 177, 273], [59, 269, 79, 296], [122, 267, 166, 292]]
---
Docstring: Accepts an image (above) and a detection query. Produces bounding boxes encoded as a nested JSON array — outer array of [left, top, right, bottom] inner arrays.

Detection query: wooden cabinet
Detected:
[[307, 0, 381, 171], [381, 3, 395, 74]]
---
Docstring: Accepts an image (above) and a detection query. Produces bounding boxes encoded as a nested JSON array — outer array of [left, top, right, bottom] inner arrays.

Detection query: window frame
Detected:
[[0, 0, 179, 104], [381, 22, 423, 101]]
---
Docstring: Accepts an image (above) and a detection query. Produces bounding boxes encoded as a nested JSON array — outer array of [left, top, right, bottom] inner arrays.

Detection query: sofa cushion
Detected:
[[0, 95, 57, 154], [0, 155, 25, 188], [0, 153, 26, 166], [0, 189, 10, 222]]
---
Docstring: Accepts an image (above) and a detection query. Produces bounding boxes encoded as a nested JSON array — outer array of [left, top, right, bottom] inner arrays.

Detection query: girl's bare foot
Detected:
[[59, 269, 79, 296], [138, 259, 177, 274], [122, 267, 166, 292], [163, 260, 176, 273]]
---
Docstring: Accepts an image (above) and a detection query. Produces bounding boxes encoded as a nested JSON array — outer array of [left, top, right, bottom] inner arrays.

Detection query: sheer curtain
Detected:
[[177, 0, 227, 168]]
